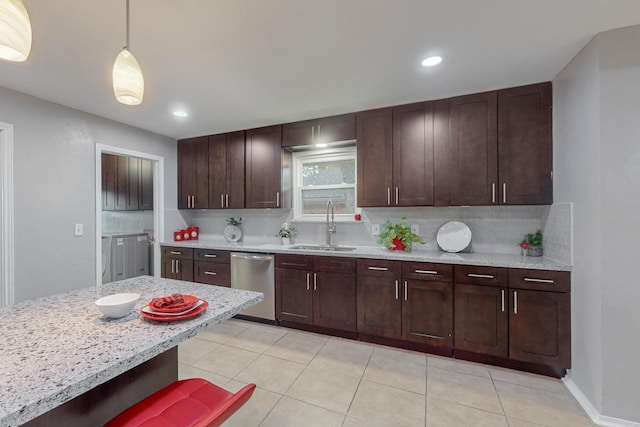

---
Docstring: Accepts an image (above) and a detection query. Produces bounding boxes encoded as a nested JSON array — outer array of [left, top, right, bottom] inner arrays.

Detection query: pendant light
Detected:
[[0, 0, 32, 62], [113, 0, 144, 105]]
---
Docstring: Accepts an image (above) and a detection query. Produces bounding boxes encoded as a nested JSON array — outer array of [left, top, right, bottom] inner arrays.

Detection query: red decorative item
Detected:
[[173, 231, 182, 241], [354, 213, 361, 221], [390, 237, 406, 251], [188, 226, 199, 240], [182, 229, 190, 240]]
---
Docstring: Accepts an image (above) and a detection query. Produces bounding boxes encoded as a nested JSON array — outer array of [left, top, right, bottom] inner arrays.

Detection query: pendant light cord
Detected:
[[125, 0, 131, 50]]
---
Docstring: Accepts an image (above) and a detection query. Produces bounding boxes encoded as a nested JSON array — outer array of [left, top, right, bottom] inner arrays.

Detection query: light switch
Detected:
[[74, 223, 83, 237], [372, 224, 380, 235]]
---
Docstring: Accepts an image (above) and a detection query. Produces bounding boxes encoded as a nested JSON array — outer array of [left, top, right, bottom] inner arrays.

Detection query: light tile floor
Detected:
[[178, 319, 594, 427]]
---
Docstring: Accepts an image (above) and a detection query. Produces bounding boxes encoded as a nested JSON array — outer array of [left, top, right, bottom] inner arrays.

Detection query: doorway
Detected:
[[0, 122, 14, 306], [95, 144, 164, 286]]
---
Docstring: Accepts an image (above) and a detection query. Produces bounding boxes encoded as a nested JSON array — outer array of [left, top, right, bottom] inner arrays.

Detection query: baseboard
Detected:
[[563, 378, 640, 427]]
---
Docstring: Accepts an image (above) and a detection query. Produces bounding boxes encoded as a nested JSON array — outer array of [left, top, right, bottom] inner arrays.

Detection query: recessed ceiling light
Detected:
[[173, 110, 188, 118], [421, 56, 443, 67]]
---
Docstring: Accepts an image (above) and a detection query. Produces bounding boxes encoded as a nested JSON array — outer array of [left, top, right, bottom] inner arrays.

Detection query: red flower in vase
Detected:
[[391, 238, 406, 251]]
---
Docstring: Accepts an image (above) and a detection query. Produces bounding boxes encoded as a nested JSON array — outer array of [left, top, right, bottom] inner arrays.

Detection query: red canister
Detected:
[[173, 231, 182, 241], [188, 226, 199, 240]]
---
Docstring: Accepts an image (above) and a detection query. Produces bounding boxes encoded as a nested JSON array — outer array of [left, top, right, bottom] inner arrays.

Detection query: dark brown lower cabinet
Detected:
[[193, 261, 230, 287], [275, 254, 356, 332], [402, 279, 453, 347], [161, 256, 194, 282], [356, 271, 402, 339], [509, 289, 571, 368], [454, 283, 508, 357]]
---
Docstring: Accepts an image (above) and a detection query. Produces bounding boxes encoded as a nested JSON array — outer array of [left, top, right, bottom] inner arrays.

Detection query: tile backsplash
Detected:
[[179, 204, 572, 265]]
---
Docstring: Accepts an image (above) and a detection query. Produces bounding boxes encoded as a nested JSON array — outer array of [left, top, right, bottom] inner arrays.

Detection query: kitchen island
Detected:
[[0, 276, 263, 427]]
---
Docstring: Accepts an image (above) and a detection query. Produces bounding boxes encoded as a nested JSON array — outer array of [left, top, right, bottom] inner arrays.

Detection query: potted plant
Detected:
[[276, 224, 297, 245], [377, 217, 425, 251], [519, 230, 543, 256]]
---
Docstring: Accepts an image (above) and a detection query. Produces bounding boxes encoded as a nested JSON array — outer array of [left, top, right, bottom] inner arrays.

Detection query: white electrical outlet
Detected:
[[372, 224, 380, 235], [74, 223, 83, 237], [411, 224, 419, 234]]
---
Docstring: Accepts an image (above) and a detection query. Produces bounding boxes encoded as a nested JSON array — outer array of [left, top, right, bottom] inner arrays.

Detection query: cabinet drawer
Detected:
[[276, 253, 313, 270], [314, 256, 355, 273], [194, 261, 230, 287], [509, 269, 570, 293], [357, 259, 401, 277], [455, 265, 508, 287], [161, 246, 194, 260], [402, 262, 452, 282], [195, 249, 230, 263]]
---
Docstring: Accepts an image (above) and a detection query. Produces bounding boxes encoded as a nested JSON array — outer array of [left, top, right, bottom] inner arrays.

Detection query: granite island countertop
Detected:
[[0, 276, 263, 427], [162, 240, 572, 271]]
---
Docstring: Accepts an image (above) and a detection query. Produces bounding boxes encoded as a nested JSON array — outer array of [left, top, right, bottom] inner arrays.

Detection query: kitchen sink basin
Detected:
[[290, 244, 357, 252]]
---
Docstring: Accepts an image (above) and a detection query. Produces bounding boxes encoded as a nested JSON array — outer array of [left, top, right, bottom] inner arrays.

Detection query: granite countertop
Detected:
[[162, 240, 572, 272], [0, 276, 263, 426]]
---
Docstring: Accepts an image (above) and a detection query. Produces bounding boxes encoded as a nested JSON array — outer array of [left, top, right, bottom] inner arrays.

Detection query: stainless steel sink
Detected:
[[290, 244, 357, 252]]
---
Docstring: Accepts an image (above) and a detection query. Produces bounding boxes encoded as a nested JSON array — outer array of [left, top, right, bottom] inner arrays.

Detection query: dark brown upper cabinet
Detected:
[[178, 136, 209, 209], [498, 82, 553, 205], [102, 154, 153, 211], [356, 108, 393, 207], [449, 91, 498, 206], [282, 113, 356, 148], [245, 125, 286, 209], [208, 131, 245, 209], [450, 83, 552, 206]]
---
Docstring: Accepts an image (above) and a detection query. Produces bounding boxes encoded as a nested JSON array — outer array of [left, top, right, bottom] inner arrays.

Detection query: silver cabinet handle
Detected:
[[171, 259, 175, 273], [524, 277, 554, 284], [226, 194, 229, 208], [395, 280, 399, 300], [387, 188, 391, 206], [170, 251, 182, 255], [317, 124, 321, 136], [312, 126, 314, 140], [503, 183, 507, 204], [204, 254, 217, 258], [415, 269, 438, 275], [395, 187, 399, 205], [404, 280, 408, 301], [204, 271, 216, 276], [513, 291, 518, 314], [176, 260, 180, 274], [468, 273, 494, 279], [492, 183, 496, 204], [276, 191, 280, 207], [306, 272, 310, 291], [368, 266, 389, 271], [221, 194, 224, 208], [313, 273, 317, 291], [501, 289, 505, 312]]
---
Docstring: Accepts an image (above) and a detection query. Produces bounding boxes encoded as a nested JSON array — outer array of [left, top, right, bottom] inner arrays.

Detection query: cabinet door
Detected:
[[226, 131, 246, 208], [112, 238, 126, 281], [498, 82, 553, 205], [125, 157, 140, 210], [509, 289, 571, 368], [115, 155, 129, 210], [178, 136, 209, 209], [402, 279, 453, 348], [161, 257, 178, 280], [208, 133, 228, 209], [245, 125, 283, 208], [282, 114, 355, 148], [392, 101, 434, 206], [313, 271, 357, 332], [356, 108, 393, 207], [275, 268, 313, 325], [139, 159, 153, 210], [133, 236, 149, 276], [194, 261, 230, 287], [356, 275, 402, 339], [175, 259, 193, 281], [454, 283, 508, 357], [450, 91, 498, 205], [102, 153, 117, 211]]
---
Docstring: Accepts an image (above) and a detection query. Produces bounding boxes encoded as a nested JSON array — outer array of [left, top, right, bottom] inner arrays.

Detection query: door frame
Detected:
[[0, 122, 14, 306], [95, 144, 165, 287]]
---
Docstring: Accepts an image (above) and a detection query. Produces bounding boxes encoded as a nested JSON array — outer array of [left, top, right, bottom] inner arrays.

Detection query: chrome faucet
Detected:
[[326, 199, 336, 247]]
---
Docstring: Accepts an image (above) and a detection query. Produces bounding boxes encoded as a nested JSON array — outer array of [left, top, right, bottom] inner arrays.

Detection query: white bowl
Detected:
[[95, 293, 140, 318]]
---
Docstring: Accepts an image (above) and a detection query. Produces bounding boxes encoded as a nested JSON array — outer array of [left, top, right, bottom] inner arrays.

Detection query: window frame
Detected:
[[292, 147, 357, 222]]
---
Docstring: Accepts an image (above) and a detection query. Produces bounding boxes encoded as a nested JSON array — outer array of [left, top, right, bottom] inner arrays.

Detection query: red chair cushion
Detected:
[[104, 378, 256, 427]]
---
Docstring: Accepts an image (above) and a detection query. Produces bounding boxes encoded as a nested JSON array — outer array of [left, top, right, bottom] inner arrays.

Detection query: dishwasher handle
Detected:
[[231, 253, 274, 262]]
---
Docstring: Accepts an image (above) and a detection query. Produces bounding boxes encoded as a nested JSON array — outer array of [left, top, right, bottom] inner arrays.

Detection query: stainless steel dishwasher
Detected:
[[230, 252, 275, 321]]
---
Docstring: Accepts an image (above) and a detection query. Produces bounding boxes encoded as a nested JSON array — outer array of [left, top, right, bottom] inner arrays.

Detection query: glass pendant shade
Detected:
[[0, 0, 32, 62], [112, 48, 144, 105]]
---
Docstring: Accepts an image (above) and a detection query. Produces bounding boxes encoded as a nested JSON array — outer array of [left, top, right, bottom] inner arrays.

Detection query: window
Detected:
[[293, 147, 356, 221]]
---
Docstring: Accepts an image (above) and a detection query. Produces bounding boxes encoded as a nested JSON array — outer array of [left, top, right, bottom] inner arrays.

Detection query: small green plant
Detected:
[[227, 217, 242, 226], [276, 226, 297, 238], [519, 230, 542, 249], [377, 217, 425, 251]]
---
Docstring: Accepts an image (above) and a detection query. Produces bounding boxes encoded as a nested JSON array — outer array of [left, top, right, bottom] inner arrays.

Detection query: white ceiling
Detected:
[[2, 1, 640, 140]]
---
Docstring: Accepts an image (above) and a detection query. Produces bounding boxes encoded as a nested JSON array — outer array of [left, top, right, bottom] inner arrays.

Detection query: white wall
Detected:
[[554, 24, 640, 423], [0, 86, 177, 302]]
